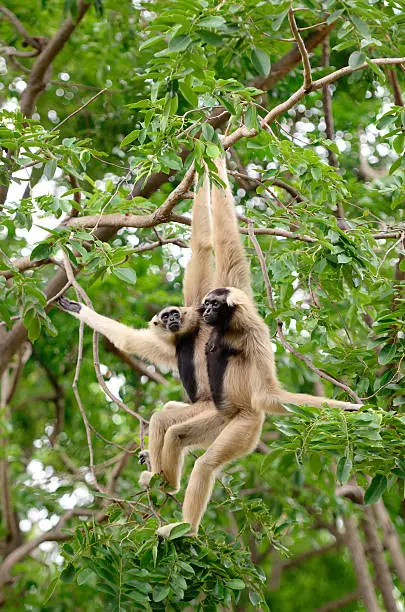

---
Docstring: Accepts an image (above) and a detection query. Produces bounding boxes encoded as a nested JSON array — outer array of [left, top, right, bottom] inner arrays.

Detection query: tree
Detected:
[[1, 0, 405, 609]]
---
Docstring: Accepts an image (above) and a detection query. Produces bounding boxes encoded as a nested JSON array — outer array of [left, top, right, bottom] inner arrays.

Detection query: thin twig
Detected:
[[288, 7, 312, 91], [52, 87, 108, 132]]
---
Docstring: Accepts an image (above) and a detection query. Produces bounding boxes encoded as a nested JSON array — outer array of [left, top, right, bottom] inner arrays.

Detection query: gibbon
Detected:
[[58, 157, 361, 538]]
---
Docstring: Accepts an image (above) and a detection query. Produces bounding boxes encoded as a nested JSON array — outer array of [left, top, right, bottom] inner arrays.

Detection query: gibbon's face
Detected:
[[200, 288, 234, 327], [154, 307, 182, 333]]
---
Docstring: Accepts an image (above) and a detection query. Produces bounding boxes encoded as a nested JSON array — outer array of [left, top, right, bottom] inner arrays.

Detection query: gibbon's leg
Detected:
[[183, 172, 214, 307], [57, 297, 177, 368], [157, 410, 265, 538], [139, 401, 213, 489], [212, 156, 252, 297], [160, 408, 228, 493]]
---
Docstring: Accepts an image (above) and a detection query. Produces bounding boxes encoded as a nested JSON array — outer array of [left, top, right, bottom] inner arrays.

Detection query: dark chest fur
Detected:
[[176, 330, 199, 403], [205, 329, 239, 409]]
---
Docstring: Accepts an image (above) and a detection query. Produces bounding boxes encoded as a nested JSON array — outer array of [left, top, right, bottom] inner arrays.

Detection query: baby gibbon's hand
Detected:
[[57, 296, 82, 313]]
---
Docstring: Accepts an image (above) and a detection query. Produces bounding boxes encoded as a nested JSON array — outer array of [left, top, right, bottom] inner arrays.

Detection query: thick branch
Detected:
[[315, 590, 360, 612], [343, 516, 380, 612], [20, 1, 91, 117], [373, 499, 405, 586], [361, 507, 398, 612]]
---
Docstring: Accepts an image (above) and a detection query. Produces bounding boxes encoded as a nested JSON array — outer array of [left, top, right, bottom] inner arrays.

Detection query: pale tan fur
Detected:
[[206, 287, 362, 414], [60, 157, 360, 538]]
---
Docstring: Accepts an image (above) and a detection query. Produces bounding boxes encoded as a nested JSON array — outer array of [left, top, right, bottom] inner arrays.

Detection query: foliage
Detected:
[[0, 0, 405, 610]]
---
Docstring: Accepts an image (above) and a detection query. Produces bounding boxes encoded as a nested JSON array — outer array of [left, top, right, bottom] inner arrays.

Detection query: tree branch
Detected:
[[20, 1, 91, 117], [288, 7, 312, 91]]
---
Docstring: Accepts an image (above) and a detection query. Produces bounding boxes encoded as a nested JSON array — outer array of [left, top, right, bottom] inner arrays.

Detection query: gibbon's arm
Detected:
[[277, 390, 362, 411], [58, 298, 177, 368], [183, 172, 214, 307], [254, 389, 361, 413], [212, 156, 252, 297]]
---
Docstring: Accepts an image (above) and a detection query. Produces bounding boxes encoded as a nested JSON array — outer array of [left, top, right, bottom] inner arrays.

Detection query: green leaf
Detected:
[[42, 577, 59, 605], [249, 591, 262, 606], [113, 267, 137, 284], [226, 579, 245, 590], [44, 159, 57, 180], [205, 143, 221, 158], [393, 134, 405, 155], [245, 106, 258, 130], [30, 242, 52, 262], [337, 254, 352, 264], [168, 523, 191, 540], [161, 150, 183, 171], [77, 568, 96, 586], [378, 343, 397, 365], [336, 456, 352, 483], [364, 474, 387, 504], [272, 7, 289, 31], [152, 584, 170, 602], [252, 48, 271, 77], [348, 51, 366, 69], [351, 15, 371, 40], [120, 130, 140, 148], [198, 16, 226, 29], [60, 564, 75, 584], [168, 35, 192, 53]]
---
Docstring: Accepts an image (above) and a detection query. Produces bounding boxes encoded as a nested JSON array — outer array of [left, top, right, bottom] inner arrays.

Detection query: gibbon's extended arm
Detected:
[[183, 172, 214, 307], [253, 388, 361, 412], [212, 157, 252, 297], [277, 390, 362, 411], [57, 297, 177, 368]]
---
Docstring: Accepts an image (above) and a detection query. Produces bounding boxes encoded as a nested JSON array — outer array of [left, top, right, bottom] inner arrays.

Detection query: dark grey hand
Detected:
[[57, 296, 82, 313], [138, 450, 150, 466]]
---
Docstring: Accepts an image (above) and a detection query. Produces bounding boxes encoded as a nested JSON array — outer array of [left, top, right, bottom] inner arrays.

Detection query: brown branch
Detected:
[[52, 87, 108, 132], [373, 499, 405, 587], [343, 515, 380, 612], [288, 8, 312, 91], [0, 7, 38, 48], [361, 507, 399, 612], [20, 1, 91, 117], [0, 256, 57, 279], [282, 542, 340, 570], [387, 68, 404, 106], [314, 590, 360, 612]]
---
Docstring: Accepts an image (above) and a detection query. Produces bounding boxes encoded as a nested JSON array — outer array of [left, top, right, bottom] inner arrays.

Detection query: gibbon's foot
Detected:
[[57, 296, 81, 313], [138, 471, 154, 489], [156, 522, 193, 539], [138, 450, 150, 466]]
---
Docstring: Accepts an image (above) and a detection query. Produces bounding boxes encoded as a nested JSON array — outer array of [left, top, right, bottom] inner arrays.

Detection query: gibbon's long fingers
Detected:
[[147, 401, 213, 477], [161, 408, 226, 492], [212, 156, 252, 297], [62, 303, 177, 367], [183, 172, 214, 307], [277, 390, 362, 411], [182, 410, 264, 534]]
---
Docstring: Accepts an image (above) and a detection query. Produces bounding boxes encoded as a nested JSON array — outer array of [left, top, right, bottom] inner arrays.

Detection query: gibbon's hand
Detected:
[[138, 450, 150, 466], [57, 296, 82, 313]]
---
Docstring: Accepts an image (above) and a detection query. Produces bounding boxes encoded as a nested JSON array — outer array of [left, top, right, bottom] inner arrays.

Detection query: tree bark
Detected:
[[343, 516, 380, 612]]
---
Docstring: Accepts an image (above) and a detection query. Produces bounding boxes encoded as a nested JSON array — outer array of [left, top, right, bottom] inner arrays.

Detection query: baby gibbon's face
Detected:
[[153, 307, 182, 333]]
